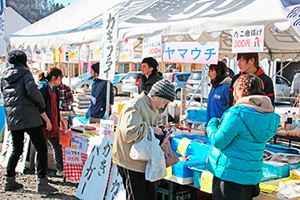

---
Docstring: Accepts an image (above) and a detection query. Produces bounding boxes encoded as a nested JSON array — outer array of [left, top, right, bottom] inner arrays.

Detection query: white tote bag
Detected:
[[130, 126, 167, 182]]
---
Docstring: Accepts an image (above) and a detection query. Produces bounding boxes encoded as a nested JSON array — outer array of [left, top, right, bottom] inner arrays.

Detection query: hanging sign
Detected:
[[100, 12, 118, 81], [232, 25, 264, 53], [278, 0, 300, 36], [163, 42, 219, 64], [24, 48, 32, 61], [54, 48, 60, 63], [80, 44, 88, 62], [32, 49, 44, 62], [143, 34, 162, 58], [43, 48, 54, 64], [89, 42, 103, 61], [76, 138, 113, 200], [119, 39, 134, 62], [64, 46, 79, 63]]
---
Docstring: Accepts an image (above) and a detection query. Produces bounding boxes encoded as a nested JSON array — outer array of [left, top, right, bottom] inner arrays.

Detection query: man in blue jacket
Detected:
[[89, 63, 114, 123]]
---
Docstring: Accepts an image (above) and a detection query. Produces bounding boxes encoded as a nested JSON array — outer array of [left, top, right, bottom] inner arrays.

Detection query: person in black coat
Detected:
[[138, 57, 163, 94], [0, 50, 57, 193]]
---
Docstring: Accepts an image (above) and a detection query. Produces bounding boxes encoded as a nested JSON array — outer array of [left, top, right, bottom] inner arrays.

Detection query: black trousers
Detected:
[[7, 126, 47, 178], [117, 166, 155, 200], [212, 176, 260, 200]]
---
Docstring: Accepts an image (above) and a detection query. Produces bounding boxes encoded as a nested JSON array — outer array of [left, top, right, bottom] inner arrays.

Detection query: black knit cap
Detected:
[[142, 57, 158, 70], [149, 80, 175, 102], [8, 50, 27, 67], [91, 62, 100, 74]]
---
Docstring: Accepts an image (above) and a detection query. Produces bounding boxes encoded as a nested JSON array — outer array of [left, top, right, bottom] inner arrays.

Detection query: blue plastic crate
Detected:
[[189, 163, 209, 188], [263, 162, 300, 179]]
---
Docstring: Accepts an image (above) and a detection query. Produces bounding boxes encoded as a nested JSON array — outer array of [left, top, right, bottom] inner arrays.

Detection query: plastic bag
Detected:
[[130, 126, 167, 182]]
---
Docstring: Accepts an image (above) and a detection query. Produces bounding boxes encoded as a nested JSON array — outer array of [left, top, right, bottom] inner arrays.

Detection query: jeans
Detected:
[[46, 137, 63, 171], [7, 127, 47, 178]]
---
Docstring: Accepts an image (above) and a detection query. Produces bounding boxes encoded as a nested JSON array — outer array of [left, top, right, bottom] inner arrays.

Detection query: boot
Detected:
[[36, 177, 58, 194], [4, 177, 23, 191]]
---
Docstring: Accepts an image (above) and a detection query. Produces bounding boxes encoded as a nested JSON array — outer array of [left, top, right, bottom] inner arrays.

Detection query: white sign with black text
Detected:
[[75, 137, 113, 200]]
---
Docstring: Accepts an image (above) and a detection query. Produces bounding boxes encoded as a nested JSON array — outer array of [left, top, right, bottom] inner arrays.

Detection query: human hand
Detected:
[[60, 119, 67, 130], [46, 121, 52, 131], [151, 126, 164, 135]]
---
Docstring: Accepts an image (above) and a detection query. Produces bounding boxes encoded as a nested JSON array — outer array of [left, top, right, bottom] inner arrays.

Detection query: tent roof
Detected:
[[0, 7, 30, 55], [9, 0, 300, 61]]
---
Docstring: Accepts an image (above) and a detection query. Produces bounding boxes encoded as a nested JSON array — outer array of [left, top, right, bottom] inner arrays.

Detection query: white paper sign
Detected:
[[105, 164, 126, 200], [89, 42, 103, 61], [143, 34, 162, 58], [32, 49, 44, 62], [75, 138, 113, 200], [278, 0, 300, 36], [100, 12, 118, 81], [0, 124, 30, 173], [99, 119, 114, 139], [119, 39, 134, 62], [65, 147, 83, 164], [232, 25, 264, 53], [71, 134, 89, 154], [64, 46, 79, 63], [80, 44, 88, 62], [43, 48, 54, 64], [163, 42, 219, 64]]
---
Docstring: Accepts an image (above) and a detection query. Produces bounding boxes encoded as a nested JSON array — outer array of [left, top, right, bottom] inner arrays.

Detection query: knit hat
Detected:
[[91, 63, 100, 74], [149, 80, 175, 102], [142, 57, 158, 70], [8, 50, 27, 67]]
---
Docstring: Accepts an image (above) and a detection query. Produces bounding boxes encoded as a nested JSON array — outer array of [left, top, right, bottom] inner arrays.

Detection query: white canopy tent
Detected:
[[9, 0, 300, 62], [0, 7, 30, 55]]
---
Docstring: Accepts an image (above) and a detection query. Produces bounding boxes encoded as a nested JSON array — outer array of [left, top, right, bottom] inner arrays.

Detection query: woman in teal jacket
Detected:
[[206, 75, 280, 200]]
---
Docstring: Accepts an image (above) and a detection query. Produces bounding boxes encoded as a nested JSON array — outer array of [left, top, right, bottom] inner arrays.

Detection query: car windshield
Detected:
[[124, 73, 141, 80], [189, 72, 202, 80], [177, 74, 191, 81]]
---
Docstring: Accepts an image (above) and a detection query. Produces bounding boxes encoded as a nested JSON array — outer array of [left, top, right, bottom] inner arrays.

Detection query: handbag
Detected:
[[160, 136, 179, 168]]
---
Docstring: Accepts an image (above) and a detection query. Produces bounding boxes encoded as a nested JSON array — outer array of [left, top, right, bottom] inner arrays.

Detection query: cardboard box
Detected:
[[47, 145, 56, 170]]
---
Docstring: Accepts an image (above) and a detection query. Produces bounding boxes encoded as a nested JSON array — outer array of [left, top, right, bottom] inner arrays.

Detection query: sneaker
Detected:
[[56, 170, 63, 177]]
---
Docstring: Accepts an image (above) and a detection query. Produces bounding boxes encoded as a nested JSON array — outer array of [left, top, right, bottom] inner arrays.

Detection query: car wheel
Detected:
[[113, 87, 118, 96], [176, 90, 181, 100]]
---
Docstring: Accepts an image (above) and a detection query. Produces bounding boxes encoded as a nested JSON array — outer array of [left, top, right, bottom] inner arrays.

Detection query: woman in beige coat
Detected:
[[112, 80, 175, 200]]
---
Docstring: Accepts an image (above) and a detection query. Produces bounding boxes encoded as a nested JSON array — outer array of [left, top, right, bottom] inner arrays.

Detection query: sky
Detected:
[[53, 0, 78, 6]]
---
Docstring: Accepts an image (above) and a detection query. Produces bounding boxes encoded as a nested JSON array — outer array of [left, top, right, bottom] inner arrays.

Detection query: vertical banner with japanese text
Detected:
[[100, 12, 118, 81], [143, 34, 162, 58], [75, 137, 113, 200], [278, 0, 300, 36], [232, 25, 264, 53], [163, 42, 219, 64]]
